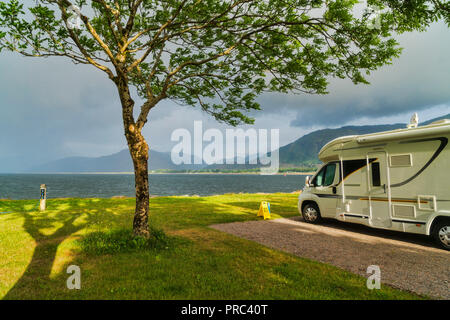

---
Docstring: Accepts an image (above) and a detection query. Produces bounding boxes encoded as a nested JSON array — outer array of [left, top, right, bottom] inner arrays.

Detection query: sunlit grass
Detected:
[[0, 194, 423, 300], [78, 227, 170, 255]]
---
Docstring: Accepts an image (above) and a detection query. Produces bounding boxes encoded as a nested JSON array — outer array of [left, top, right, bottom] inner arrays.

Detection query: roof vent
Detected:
[[407, 113, 419, 129]]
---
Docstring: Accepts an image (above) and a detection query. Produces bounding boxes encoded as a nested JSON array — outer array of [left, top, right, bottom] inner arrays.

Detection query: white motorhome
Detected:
[[298, 115, 450, 250]]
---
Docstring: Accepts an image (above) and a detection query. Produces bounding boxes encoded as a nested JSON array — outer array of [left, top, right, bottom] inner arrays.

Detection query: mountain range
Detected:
[[28, 150, 206, 172], [25, 113, 450, 172], [278, 113, 449, 166]]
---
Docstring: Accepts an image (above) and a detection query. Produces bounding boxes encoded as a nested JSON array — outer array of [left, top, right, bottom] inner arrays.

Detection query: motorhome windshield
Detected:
[[312, 163, 337, 187]]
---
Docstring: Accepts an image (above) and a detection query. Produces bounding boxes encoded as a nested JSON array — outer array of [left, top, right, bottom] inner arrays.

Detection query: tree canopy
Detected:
[[1, 0, 448, 127]]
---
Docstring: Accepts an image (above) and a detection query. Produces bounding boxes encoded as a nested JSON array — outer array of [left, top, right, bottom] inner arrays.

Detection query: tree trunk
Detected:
[[128, 131, 150, 237], [116, 76, 151, 237]]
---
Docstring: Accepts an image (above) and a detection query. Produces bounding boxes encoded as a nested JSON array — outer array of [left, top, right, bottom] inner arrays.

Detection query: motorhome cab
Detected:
[[298, 115, 450, 250]]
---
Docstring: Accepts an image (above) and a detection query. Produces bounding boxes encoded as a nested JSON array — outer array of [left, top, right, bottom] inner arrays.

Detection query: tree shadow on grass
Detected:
[[2, 195, 298, 299], [2, 199, 109, 299]]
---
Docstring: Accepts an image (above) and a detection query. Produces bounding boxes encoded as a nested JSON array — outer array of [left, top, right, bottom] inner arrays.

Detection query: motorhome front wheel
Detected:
[[433, 220, 450, 251], [302, 203, 322, 224]]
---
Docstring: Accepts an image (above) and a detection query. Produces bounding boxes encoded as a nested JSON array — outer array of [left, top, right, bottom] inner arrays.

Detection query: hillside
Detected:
[[279, 113, 450, 166], [278, 124, 405, 166]]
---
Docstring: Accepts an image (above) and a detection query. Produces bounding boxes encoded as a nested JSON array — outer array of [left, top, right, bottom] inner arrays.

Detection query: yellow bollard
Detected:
[[257, 201, 271, 220]]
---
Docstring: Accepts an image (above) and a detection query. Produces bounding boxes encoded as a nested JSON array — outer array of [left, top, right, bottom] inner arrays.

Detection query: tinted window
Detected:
[[313, 167, 326, 186], [313, 163, 336, 187], [342, 160, 367, 179], [339, 158, 377, 182], [371, 162, 381, 186], [324, 163, 336, 186]]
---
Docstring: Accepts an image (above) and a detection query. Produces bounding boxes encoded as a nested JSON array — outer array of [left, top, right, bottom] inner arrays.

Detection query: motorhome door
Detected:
[[310, 162, 339, 217], [367, 152, 392, 228]]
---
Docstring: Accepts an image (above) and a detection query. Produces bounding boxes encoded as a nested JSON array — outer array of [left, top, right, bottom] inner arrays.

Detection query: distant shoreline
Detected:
[[2, 171, 315, 176]]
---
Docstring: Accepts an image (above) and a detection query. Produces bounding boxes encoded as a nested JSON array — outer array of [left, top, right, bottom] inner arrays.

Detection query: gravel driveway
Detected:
[[211, 216, 450, 299]]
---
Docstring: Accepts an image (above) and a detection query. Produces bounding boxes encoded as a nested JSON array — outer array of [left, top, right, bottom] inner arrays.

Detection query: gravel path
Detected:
[[211, 217, 450, 299]]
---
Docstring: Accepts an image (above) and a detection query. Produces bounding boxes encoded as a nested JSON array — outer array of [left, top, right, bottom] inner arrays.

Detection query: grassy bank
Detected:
[[0, 194, 421, 299]]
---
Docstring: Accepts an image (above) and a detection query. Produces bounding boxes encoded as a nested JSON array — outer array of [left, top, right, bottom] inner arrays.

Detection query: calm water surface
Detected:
[[0, 174, 306, 200]]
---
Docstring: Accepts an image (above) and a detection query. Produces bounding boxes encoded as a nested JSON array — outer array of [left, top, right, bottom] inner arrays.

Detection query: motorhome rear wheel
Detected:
[[432, 220, 450, 251]]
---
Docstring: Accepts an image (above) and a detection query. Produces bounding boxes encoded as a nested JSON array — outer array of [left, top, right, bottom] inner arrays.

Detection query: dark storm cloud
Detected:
[[0, 53, 124, 170], [289, 82, 449, 127], [258, 22, 450, 127]]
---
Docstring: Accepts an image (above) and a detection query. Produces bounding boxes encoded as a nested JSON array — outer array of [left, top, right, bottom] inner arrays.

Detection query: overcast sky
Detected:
[[0, 20, 449, 171]]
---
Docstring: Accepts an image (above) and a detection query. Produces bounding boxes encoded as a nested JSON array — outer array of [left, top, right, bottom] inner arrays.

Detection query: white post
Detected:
[[40, 184, 47, 211]]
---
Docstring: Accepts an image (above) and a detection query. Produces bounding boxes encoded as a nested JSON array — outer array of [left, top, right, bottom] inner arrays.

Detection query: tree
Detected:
[[1, 0, 448, 236]]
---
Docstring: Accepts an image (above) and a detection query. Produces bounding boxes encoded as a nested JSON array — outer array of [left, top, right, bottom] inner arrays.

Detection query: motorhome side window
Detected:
[[339, 159, 378, 182], [371, 162, 381, 186], [341, 160, 367, 179], [312, 163, 336, 187]]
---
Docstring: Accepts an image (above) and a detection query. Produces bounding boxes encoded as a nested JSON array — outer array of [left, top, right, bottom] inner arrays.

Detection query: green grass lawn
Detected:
[[0, 193, 422, 300]]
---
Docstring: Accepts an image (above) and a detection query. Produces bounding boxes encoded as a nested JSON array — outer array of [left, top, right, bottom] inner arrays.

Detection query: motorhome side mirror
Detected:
[[305, 176, 311, 187]]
